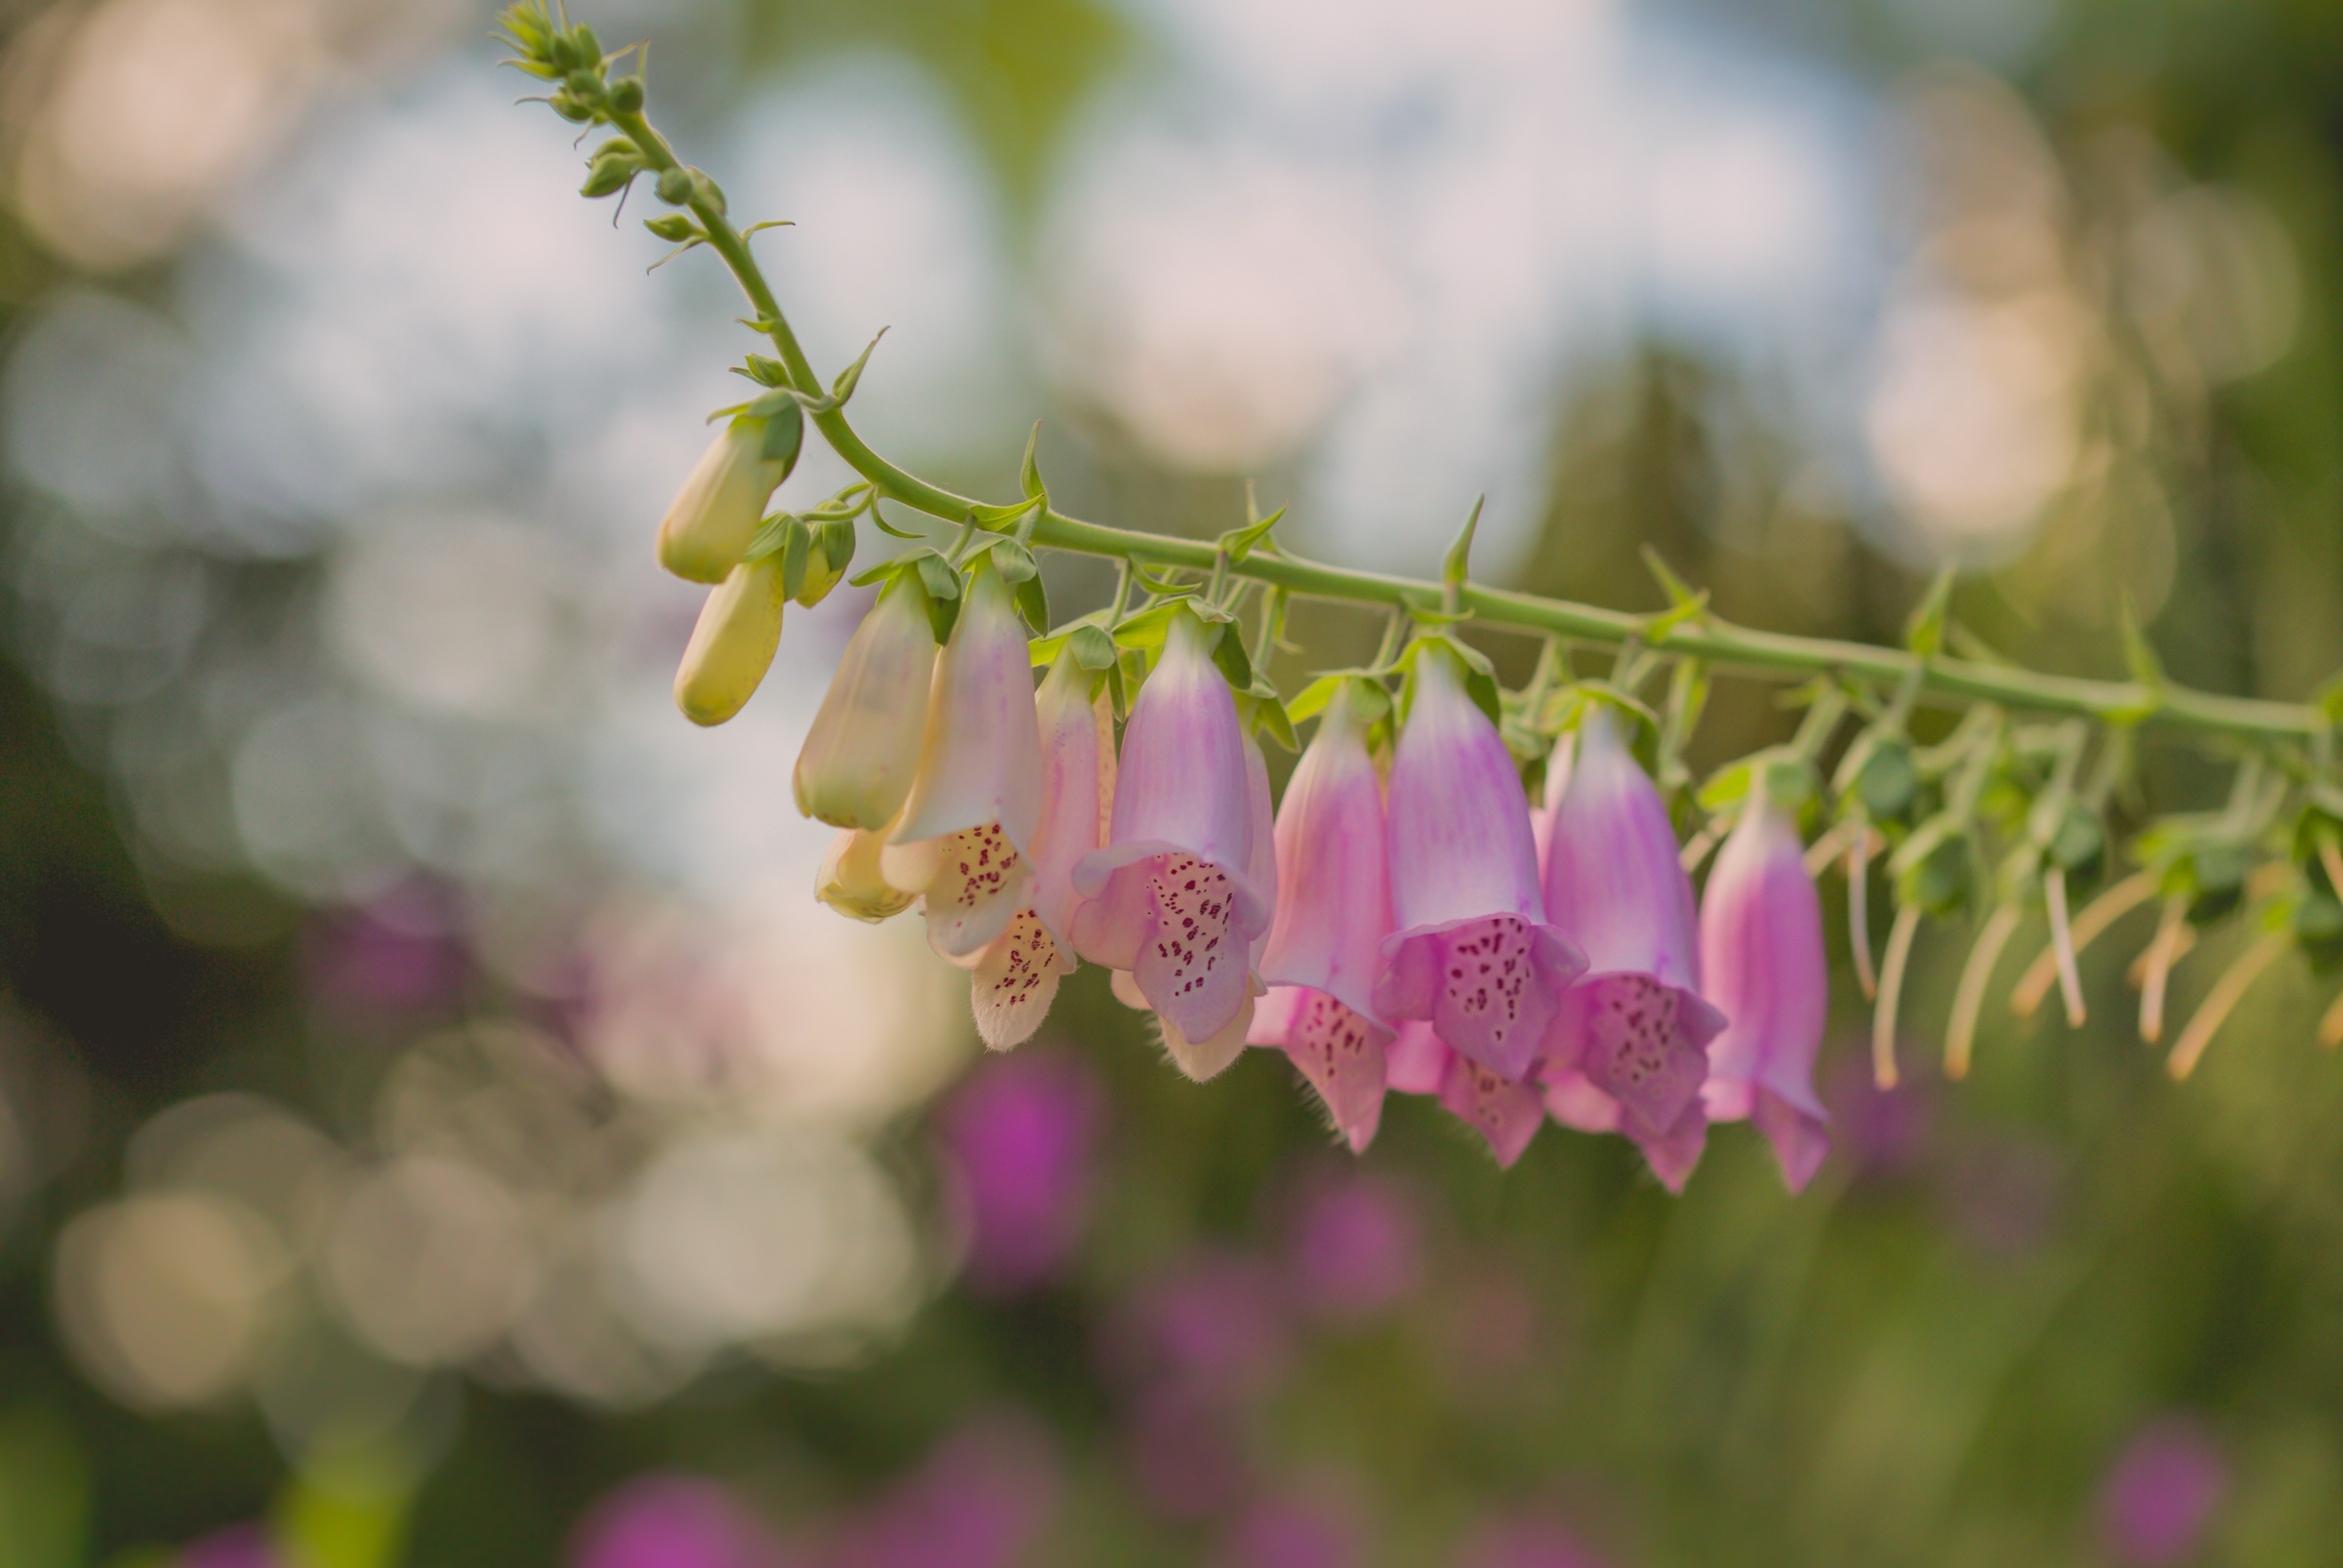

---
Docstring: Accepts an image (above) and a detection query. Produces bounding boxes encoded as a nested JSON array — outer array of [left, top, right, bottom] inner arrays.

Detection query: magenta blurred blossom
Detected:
[[821, 1416, 1058, 1568], [1222, 1492, 1364, 1568], [180, 1524, 278, 1568], [1126, 1385, 1253, 1520], [1697, 795, 1830, 1191], [2097, 1417, 2226, 1565], [1287, 1171, 1421, 1320], [1457, 1509, 1605, 1568], [570, 1476, 783, 1568], [306, 884, 465, 1013], [1823, 1052, 1932, 1176], [1376, 645, 1585, 1084], [939, 1052, 1104, 1295], [1072, 608, 1270, 1076], [1538, 715, 1723, 1182], [1108, 1251, 1294, 1402], [1250, 680, 1394, 1151]]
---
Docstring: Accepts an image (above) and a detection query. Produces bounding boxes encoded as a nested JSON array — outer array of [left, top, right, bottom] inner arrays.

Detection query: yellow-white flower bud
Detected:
[[816, 826, 918, 922], [656, 415, 788, 584], [672, 555, 787, 726]]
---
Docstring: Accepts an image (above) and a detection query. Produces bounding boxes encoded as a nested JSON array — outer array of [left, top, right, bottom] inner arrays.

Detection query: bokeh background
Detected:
[[0, 0, 2339, 1562]]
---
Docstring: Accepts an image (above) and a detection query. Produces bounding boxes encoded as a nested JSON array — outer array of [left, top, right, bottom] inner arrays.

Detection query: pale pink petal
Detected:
[[1437, 1052, 1546, 1167], [1129, 854, 1253, 1045], [1111, 968, 1150, 1011], [1376, 914, 1582, 1083], [1752, 1092, 1829, 1193], [1630, 1102, 1708, 1194], [895, 823, 1033, 962], [971, 910, 1071, 1051], [1028, 650, 1115, 947], [893, 564, 1044, 852], [1550, 972, 1726, 1142], [1382, 1020, 1449, 1094], [1540, 1067, 1623, 1134]]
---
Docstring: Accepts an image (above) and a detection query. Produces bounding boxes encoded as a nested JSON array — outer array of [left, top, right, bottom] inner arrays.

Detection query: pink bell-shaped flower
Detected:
[[965, 648, 1116, 1052], [1071, 607, 1271, 1079], [1383, 1021, 1545, 1167], [1698, 792, 1830, 1192], [881, 560, 1046, 962], [1374, 642, 1584, 1083], [1247, 680, 1393, 1152], [794, 571, 938, 832], [1538, 710, 1725, 1179]]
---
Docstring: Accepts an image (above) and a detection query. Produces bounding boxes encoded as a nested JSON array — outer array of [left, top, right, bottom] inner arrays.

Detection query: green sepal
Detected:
[[915, 552, 964, 643], [1211, 624, 1254, 692], [1395, 635, 1501, 728], [759, 398, 804, 471], [736, 354, 791, 388], [806, 517, 855, 605], [969, 496, 1045, 530], [1015, 572, 1048, 637], [776, 516, 811, 599], [742, 511, 793, 563], [1238, 685, 1297, 751], [643, 214, 697, 242], [1889, 815, 1975, 916], [977, 536, 1040, 584], [1069, 623, 1118, 672]]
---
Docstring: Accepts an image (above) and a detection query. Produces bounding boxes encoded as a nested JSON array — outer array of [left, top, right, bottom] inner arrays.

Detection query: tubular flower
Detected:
[[793, 571, 938, 832], [673, 555, 787, 726], [1698, 794, 1830, 1192], [966, 649, 1116, 1052], [1374, 644, 1585, 1083], [1537, 712, 1726, 1181], [881, 562, 1046, 961], [656, 413, 792, 584], [1247, 681, 1394, 1152], [1071, 608, 1271, 1080]]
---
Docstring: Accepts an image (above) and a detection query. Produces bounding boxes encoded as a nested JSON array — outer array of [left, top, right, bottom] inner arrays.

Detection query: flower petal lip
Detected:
[[1698, 795, 1829, 1192], [1250, 985, 1389, 1153], [891, 562, 1044, 854], [656, 414, 787, 584], [1258, 681, 1390, 1024], [815, 825, 917, 922], [1375, 644, 1584, 1081], [673, 555, 786, 726], [792, 571, 938, 831]]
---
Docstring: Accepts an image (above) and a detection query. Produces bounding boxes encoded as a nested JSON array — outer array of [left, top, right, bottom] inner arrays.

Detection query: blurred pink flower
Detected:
[[2097, 1417, 2226, 1565], [1221, 1491, 1364, 1568], [1108, 1252, 1294, 1402], [570, 1476, 783, 1568], [938, 1052, 1105, 1295], [1286, 1172, 1421, 1321], [181, 1524, 278, 1568], [821, 1416, 1058, 1568], [1457, 1509, 1606, 1568], [1126, 1385, 1253, 1520], [305, 883, 465, 1014]]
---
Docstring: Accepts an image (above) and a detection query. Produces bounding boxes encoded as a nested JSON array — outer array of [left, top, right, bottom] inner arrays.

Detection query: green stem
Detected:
[[607, 107, 2324, 747]]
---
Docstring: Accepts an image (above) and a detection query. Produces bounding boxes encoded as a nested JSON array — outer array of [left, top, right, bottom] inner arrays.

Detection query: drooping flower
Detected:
[[1698, 791, 1830, 1192], [1374, 642, 1584, 1084], [794, 570, 938, 830], [880, 560, 1045, 961], [1537, 710, 1725, 1188], [673, 555, 788, 726], [1383, 1017, 1549, 1168], [656, 411, 796, 584], [1072, 607, 1271, 1080], [964, 647, 1116, 1051], [1248, 680, 1393, 1151]]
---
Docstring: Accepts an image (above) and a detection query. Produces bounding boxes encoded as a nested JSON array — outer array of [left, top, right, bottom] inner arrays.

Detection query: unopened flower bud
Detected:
[[550, 91, 593, 123], [565, 67, 600, 98], [571, 23, 601, 62], [656, 167, 693, 205], [607, 76, 643, 114], [579, 147, 636, 198], [656, 413, 793, 584], [643, 214, 696, 243], [673, 556, 787, 726]]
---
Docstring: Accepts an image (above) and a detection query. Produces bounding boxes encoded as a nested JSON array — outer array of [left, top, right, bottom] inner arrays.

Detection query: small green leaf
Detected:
[[1639, 545, 1704, 610], [739, 353, 789, 387], [832, 328, 887, 403], [985, 537, 1039, 583], [1070, 623, 1118, 672], [1904, 565, 1957, 658], [1212, 623, 1254, 691], [1217, 502, 1288, 563], [1241, 687, 1298, 751], [1285, 675, 1346, 727], [1441, 496, 1484, 592], [2118, 594, 2167, 700], [916, 556, 962, 643]]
